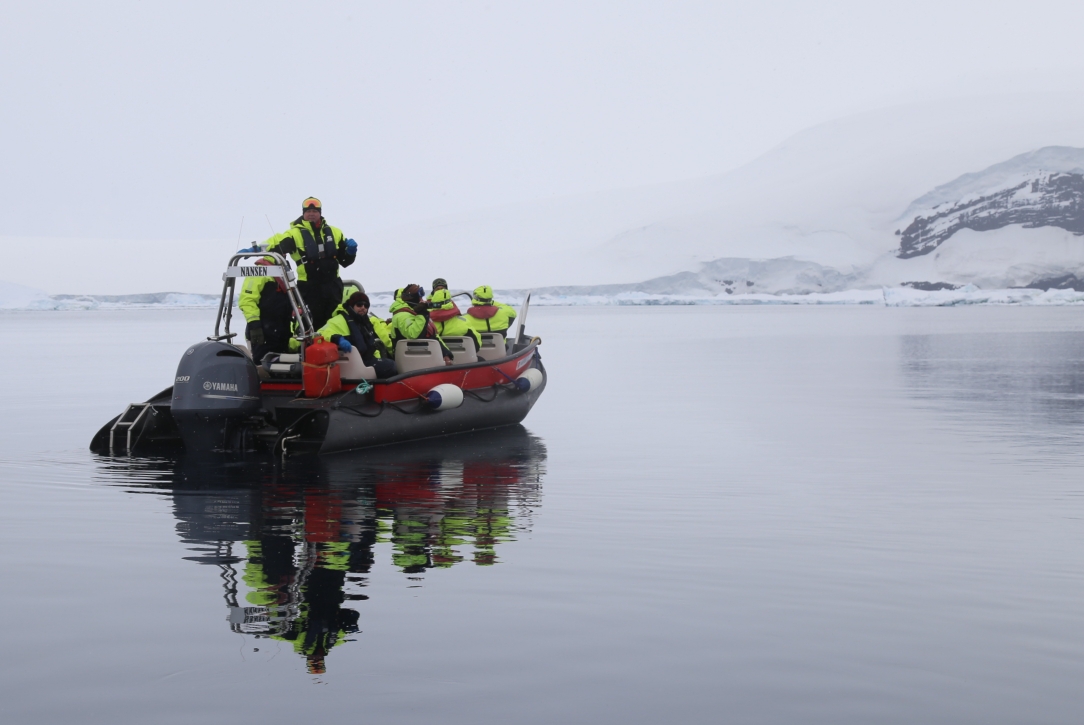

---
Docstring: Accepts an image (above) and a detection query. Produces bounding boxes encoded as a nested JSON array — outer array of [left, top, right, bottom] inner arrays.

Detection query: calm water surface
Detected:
[[2, 306, 1084, 724]]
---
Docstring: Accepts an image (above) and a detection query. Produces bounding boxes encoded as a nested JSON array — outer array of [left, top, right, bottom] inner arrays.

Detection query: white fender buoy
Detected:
[[514, 368, 544, 393], [426, 383, 464, 410]]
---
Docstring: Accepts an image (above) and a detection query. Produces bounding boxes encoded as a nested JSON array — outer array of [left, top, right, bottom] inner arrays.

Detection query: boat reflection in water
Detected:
[[94, 425, 547, 674]]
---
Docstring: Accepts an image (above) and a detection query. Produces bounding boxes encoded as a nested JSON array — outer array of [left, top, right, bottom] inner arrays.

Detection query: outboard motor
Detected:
[[171, 341, 262, 453]]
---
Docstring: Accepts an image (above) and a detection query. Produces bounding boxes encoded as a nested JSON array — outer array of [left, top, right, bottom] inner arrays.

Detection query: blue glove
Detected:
[[345, 238, 357, 254], [337, 338, 352, 352], [238, 245, 259, 254]]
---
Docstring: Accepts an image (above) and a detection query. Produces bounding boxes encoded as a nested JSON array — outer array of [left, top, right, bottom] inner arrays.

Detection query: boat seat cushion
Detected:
[[477, 332, 505, 361], [336, 347, 377, 381], [394, 339, 445, 373], [261, 352, 301, 378], [442, 336, 478, 365]]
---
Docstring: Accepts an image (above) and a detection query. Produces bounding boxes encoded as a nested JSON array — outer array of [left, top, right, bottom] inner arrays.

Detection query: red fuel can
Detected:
[[303, 339, 342, 398], [305, 339, 340, 365]]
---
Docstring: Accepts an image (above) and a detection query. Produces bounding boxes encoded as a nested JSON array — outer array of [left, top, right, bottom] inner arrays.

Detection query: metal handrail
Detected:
[[210, 252, 315, 346]]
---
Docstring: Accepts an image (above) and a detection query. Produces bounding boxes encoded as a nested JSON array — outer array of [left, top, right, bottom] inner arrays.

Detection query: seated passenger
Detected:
[[318, 291, 397, 378], [465, 285, 517, 336], [389, 284, 453, 365], [428, 289, 482, 350], [341, 283, 394, 355], [239, 258, 298, 361], [387, 287, 404, 323]]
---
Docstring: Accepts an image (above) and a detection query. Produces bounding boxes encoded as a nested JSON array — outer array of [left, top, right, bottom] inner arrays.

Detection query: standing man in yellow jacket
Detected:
[[242, 197, 357, 329]]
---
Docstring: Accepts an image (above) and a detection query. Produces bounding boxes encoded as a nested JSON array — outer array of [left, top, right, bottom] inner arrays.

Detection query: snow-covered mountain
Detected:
[[9, 91, 1084, 300], [898, 147, 1084, 259], [651, 145, 1084, 295], [361, 92, 1084, 297]]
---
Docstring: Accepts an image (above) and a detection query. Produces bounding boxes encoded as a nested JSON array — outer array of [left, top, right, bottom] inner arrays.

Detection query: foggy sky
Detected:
[[4, 0, 1084, 245]]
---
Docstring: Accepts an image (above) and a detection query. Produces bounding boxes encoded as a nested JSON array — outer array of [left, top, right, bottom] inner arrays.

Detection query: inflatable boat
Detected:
[[90, 252, 546, 456]]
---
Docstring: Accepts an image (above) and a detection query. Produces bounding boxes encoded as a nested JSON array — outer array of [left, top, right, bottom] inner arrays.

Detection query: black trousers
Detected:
[[371, 358, 397, 378], [297, 278, 344, 330], [248, 317, 294, 363]]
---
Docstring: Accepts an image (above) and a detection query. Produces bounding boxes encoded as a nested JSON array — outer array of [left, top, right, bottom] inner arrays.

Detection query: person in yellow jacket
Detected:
[[389, 284, 453, 364], [317, 291, 397, 378], [342, 284, 393, 354], [238, 258, 298, 360], [428, 289, 482, 350], [465, 285, 517, 336], [241, 197, 357, 329]]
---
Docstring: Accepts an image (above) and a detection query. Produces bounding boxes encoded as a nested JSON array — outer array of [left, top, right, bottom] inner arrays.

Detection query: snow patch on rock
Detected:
[[901, 146, 1084, 219]]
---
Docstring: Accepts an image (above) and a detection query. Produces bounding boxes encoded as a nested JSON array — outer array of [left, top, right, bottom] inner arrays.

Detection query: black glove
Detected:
[[410, 303, 429, 317], [246, 320, 265, 346]]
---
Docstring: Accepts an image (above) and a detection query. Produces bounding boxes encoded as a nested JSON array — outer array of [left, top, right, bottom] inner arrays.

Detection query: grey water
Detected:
[[3, 306, 1084, 724]]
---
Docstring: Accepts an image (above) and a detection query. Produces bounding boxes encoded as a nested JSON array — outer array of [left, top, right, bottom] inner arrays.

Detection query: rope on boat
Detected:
[[336, 402, 386, 418], [385, 398, 427, 414], [354, 380, 373, 395], [397, 380, 430, 401], [464, 385, 501, 403]]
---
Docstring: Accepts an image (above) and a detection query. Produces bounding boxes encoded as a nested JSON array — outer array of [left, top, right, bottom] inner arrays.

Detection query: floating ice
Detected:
[[6, 284, 1084, 312]]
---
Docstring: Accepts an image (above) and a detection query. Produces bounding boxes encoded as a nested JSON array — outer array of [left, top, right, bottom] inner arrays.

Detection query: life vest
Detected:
[[467, 304, 510, 332], [466, 305, 500, 320], [339, 310, 383, 362], [277, 222, 339, 282], [430, 302, 461, 322]]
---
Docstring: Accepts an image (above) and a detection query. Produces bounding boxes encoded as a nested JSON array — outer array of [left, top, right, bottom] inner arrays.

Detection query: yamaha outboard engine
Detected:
[[171, 341, 262, 453]]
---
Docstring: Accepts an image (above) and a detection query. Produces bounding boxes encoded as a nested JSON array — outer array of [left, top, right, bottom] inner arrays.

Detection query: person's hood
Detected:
[[389, 299, 412, 314]]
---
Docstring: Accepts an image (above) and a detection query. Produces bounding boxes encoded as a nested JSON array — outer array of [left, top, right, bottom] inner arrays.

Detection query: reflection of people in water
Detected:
[[378, 456, 523, 570], [242, 539, 361, 674], [238, 484, 375, 673], [154, 426, 546, 674]]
